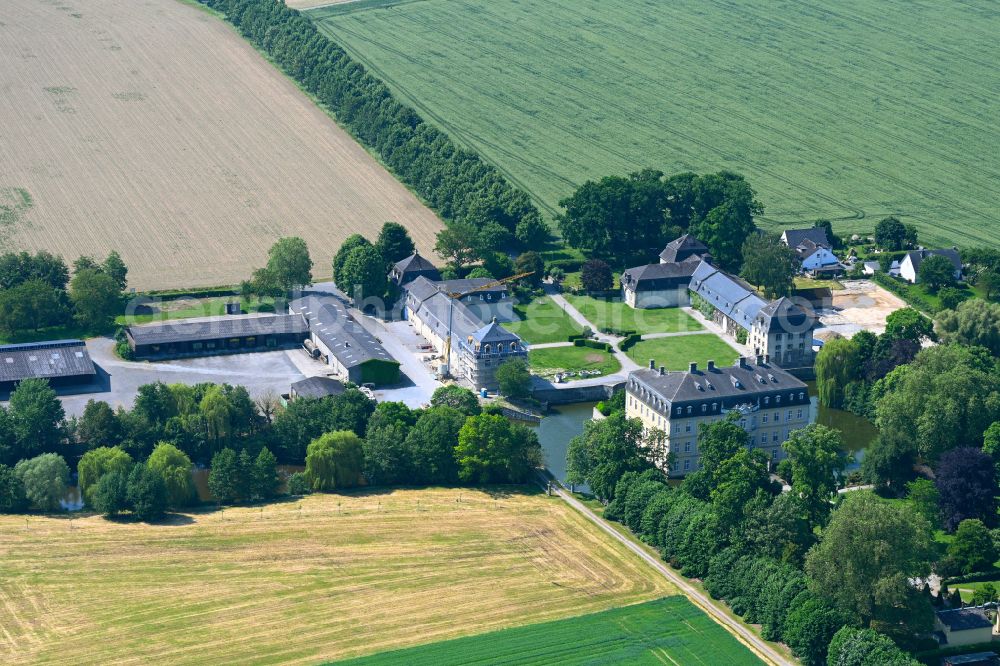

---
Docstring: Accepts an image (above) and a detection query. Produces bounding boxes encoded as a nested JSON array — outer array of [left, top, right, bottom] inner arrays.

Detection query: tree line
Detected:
[[566, 405, 928, 665], [0, 380, 541, 521], [0, 250, 127, 337], [200, 0, 549, 274]]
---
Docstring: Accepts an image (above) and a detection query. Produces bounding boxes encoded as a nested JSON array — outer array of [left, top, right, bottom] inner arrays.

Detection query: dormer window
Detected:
[[483, 343, 491, 354], [701, 404, 707, 413], [510, 342, 518, 352], [776, 396, 781, 404], [676, 407, 682, 416], [712, 402, 718, 411], [686, 406, 692, 415]]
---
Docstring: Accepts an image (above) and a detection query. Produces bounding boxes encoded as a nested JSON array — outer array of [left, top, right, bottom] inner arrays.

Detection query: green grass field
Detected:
[[311, 0, 1000, 248], [627, 335, 740, 371], [332, 596, 761, 665], [504, 296, 583, 344], [116, 296, 276, 326], [565, 295, 703, 335], [528, 345, 620, 380]]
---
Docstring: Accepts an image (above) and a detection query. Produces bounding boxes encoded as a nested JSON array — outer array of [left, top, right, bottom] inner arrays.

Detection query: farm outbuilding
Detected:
[[0, 340, 97, 391], [289, 294, 400, 386], [126, 314, 309, 360]]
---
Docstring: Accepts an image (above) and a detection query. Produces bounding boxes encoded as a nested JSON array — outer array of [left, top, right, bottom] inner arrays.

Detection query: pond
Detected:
[[532, 402, 597, 488], [807, 381, 878, 469]]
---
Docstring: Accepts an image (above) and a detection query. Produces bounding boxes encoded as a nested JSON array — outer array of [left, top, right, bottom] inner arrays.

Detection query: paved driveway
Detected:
[[53, 337, 319, 417]]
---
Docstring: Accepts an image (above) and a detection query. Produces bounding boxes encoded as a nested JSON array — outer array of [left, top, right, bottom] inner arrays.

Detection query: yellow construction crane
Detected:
[[441, 271, 534, 378]]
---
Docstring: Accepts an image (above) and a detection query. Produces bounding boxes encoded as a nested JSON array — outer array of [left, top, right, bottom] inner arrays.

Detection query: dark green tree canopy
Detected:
[[740, 231, 799, 298], [874, 216, 907, 251], [917, 254, 957, 292], [375, 222, 416, 266]]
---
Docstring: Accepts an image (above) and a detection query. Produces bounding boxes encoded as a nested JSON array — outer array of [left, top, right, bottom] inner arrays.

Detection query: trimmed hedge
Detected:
[[544, 258, 584, 274], [871, 272, 940, 314], [620, 333, 642, 351], [941, 569, 1000, 585], [573, 338, 612, 352], [567, 333, 588, 342], [600, 327, 636, 337]]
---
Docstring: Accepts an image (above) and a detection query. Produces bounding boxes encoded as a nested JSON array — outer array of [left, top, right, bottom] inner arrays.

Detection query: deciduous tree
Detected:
[[375, 222, 415, 266], [936, 447, 997, 531], [805, 491, 934, 633], [14, 453, 69, 511], [495, 358, 532, 399], [580, 259, 612, 293], [305, 431, 363, 491], [70, 268, 121, 331], [918, 254, 957, 292], [783, 424, 848, 526], [947, 519, 997, 574], [740, 231, 798, 298], [146, 442, 195, 508], [455, 414, 542, 484], [77, 446, 133, 506]]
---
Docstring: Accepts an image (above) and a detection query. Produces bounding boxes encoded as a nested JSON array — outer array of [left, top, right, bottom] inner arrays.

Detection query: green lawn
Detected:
[[626, 335, 739, 370], [565, 295, 702, 334], [793, 277, 844, 290], [312, 0, 1000, 248], [528, 345, 620, 380], [332, 596, 761, 665], [116, 296, 277, 326], [504, 297, 582, 344]]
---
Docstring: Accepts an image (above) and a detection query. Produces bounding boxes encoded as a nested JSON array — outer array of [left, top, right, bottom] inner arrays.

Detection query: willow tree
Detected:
[[814, 336, 861, 409]]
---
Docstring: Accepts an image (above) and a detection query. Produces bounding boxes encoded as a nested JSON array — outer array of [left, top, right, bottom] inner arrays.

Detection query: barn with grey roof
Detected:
[[126, 313, 309, 359], [0, 340, 97, 390], [289, 293, 400, 386]]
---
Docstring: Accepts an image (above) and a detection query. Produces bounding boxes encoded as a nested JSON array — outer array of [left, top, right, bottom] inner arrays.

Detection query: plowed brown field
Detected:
[[0, 0, 442, 290], [0, 488, 674, 665]]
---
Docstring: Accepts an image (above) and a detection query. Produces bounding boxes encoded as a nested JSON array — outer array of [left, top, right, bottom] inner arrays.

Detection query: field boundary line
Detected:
[[541, 477, 794, 666]]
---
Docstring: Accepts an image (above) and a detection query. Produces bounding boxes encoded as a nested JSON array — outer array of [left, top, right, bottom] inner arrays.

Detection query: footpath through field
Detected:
[[545, 479, 794, 666]]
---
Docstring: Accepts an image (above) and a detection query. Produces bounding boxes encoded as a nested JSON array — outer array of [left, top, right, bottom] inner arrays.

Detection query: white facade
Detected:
[[801, 247, 840, 271]]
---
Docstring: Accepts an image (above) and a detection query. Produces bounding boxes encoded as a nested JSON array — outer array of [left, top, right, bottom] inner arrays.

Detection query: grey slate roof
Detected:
[[290, 376, 346, 399], [391, 253, 441, 284], [629, 357, 807, 407], [404, 277, 521, 349], [689, 261, 767, 330], [435, 278, 508, 299], [756, 297, 816, 332], [904, 248, 962, 273], [782, 228, 830, 249], [0, 340, 96, 383], [937, 608, 993, 632], [472, 319, 519, 344], [393, 252, 437, 275], [289, 294, 397, 369], [622, 261, 700, 291], [127, 314, 309, 346], [659, 234, 709, 263]]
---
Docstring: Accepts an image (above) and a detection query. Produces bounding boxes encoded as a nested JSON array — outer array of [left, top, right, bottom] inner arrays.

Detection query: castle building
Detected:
[[625, 356, 812, 477], [402, 275, 526, 390]]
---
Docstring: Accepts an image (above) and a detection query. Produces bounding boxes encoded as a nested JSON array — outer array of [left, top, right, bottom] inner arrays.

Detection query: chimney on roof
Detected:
[[649, 359, 655, 370], [689, 362, 697, 373], [707, 360, 715, 371], [659, 366, 665, 376]]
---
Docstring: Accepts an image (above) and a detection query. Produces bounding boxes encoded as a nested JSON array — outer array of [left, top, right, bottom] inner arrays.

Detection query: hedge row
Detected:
[[871, 272, 939, 314], [573, 339, 613, 352], [620, 333, 642, 351]]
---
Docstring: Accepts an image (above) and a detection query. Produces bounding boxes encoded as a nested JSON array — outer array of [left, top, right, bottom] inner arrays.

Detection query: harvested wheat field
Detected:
[[0, 488, 674, 665], [0, 0, 442, 290]]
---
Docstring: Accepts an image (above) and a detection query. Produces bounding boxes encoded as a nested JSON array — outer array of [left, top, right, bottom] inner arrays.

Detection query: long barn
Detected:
[[0, 340, 97, 391]]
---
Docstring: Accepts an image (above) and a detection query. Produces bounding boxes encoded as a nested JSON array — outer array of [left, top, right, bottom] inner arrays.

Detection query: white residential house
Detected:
[[780, 228, 842, 274], [898, 248, 963, 284]]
